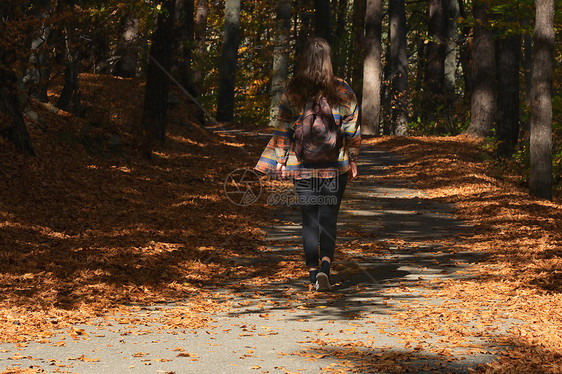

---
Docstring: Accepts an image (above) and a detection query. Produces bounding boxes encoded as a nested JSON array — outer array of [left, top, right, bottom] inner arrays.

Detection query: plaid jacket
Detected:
[[255, 78, 360, 179]]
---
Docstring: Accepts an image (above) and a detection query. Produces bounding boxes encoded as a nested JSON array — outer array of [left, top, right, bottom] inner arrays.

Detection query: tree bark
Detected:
[[112, 12, 140, 78], [465, 0, 495, 138], [24, 0, 51, 102], [0, 2, 34, 154], [361, 0, 383, 135], [314, 0, 332, 44], [495, 33, 521, 158], [192, 0, 209, 97], [269, 0, 291, 125], [424, 0, 447, 122], [389, 0, 408, 135], [523, 27, 533, 107], [350, 0, 366, 99], [444, 0, 459, 108], [141, 0, 176, 156], [216, 0, 241, 122], [295, 0, 314, 74], [334, 0, 348, 76], [57, 29, 83, 116], [457, 0, 472, 103], [174, 0, 195, 92], [529, 0, 554, 200]]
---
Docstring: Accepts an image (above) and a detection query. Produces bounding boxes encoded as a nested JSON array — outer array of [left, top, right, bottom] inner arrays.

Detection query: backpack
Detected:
[[293, 97, 342, 165]]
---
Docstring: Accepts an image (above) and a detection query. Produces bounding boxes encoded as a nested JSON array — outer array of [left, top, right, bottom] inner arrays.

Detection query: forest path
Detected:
[[0, 142, 522, 373]]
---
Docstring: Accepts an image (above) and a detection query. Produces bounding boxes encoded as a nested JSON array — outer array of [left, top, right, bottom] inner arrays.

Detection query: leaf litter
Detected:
[[0, 76, 560, 373]]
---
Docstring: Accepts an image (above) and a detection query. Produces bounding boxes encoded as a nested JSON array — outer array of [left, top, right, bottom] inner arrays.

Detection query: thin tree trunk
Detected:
[[112, 12, 140, 78], [457, 0, 472, 103], [523, 29, 533, 107], [465, 0, 495, 138], [350, 0, 366, 99], [412, 28, 426, 120], [424, 0, 447, 123], [174, 0, 195, 91], [444, 0, 459, 110], [334, 0, 348, 77], [295, 0, 314, 74], [389, 0, 408, 135], [269, 0, 291, 125], [495, 34, 521, 158], [57, 30, 82, 116], [24, 0, 51, 102], [382, 28, 392, 135], [216, 0, 241, 122], [529, 0, 554, 200], [192, 0, 209, 96], [361, 0, 383, 135], [314, 0, 332, 44], [141, 0, 176, 157]]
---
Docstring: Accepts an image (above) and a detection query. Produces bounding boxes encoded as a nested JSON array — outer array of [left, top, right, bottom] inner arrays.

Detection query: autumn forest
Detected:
[[0, 0, 561, 372]]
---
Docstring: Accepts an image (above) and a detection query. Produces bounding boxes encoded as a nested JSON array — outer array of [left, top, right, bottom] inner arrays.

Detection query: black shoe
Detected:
[[315, 272, 331, 291]]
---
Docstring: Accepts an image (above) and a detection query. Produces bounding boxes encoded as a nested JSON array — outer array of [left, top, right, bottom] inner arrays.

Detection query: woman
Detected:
[[256, 37, 360, 291]]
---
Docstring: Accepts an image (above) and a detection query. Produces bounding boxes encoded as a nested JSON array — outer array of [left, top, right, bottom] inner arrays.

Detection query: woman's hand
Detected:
[[276, 162, 287, 179], [349, 161, 358, 182]]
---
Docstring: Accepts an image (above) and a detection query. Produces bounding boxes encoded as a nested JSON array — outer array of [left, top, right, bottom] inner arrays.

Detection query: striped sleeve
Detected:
[[340, 82, 360, 161], [272, 91, 293, 164]]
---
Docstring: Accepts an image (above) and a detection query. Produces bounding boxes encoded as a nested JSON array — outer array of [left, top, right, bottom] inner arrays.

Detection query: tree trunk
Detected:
[[424, 0, 447, 122], [444, 0, 459, 109], [295, 0, 314, 74], [57, 30, 83, 116], [174, 0, 195, 92], [361, 0, 383, 135], [465, 0, 495, 138], [412, 28, 426, 120], [523, 29, 533, 107], [192, 0, 209, 96], [495, 34, 521, 158], [24, 0, 51, 102], [350, 0, 366, 99], [112, 12, 140, 78], [0, 3, 34, 154], [389, 0, 408, 135], [457, 0, 472, 104], [141, 0, 176, 157], [269, 0, 291, 125], [529, 0, 554, 200], [314, 0, 332, 44], [216, 0, 241, 122], [334, 0, 348, 77]]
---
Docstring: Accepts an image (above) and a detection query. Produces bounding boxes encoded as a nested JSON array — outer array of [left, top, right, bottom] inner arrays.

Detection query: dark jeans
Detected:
[[294, 172, 348, 268]]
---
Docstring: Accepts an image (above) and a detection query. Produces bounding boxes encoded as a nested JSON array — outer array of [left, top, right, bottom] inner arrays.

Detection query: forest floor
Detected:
[[0, 74, 561, 373]]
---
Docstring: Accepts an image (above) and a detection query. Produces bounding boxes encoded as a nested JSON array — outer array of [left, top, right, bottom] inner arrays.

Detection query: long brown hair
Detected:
[[287, 37, 339, 111]]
